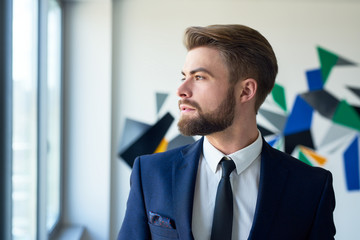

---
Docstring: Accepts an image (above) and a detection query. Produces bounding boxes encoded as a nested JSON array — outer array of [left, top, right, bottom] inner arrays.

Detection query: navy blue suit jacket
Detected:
[[118, 138, 335, 239]]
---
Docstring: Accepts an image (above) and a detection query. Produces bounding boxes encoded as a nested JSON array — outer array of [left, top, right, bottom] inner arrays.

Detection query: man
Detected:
[[118, 24, 336, 240]]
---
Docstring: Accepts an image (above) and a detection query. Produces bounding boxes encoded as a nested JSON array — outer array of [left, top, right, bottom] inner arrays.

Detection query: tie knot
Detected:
[[220, 157, 236, 178]]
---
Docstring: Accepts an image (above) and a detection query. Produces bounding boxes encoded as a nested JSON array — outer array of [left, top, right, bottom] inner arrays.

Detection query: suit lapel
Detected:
[[248, 139, 289, 239], [172, 138, 203, 240], [171, 137, 288, 239]]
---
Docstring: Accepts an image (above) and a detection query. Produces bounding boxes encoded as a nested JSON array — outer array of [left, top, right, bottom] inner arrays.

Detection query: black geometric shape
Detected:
[[284, 130, 314, 155], [119, 118, 150, 153], [300, 90, 339, 119], [336, 56, 357, 66], [119, 112, 174, 167], [258, 125, 275, 137], [347, 86, 360, 99], [353, 105, 360, 116]]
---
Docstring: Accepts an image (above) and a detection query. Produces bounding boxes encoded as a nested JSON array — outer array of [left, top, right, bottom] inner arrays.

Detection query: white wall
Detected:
[[111, 1, 360, 239], [62, 1, 112, 239], [61, 0, 360, 239]]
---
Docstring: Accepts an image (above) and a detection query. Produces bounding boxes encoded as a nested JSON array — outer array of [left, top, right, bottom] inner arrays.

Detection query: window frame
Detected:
[[37, 0, 64, 238], [0, 0, 13, 239], [42, 0, 64, 237], [37, 0, 49, 238]]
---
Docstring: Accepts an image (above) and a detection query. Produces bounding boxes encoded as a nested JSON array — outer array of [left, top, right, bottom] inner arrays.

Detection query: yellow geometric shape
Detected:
[[300, 146, 327, 166], [154, 138, 168, 153]]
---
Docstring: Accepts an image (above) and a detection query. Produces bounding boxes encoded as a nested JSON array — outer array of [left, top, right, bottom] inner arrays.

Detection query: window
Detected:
[[12, 0, 63, 239], [12, 0, 38, 238]]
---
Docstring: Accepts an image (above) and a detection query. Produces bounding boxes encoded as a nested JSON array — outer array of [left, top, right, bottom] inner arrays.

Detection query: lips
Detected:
[[178, 99, 197, 113], [179, 104, 195, 112]]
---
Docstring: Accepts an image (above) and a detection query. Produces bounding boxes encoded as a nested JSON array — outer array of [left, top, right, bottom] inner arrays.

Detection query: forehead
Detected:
[[183, 46, 228, 74]]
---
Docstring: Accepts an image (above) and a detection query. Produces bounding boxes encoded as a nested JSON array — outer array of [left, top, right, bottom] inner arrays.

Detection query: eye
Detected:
[[195, 75, 204, 80]]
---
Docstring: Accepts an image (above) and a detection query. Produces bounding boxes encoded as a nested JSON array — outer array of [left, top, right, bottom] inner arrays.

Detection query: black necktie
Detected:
[[210, 157, 236, 240]]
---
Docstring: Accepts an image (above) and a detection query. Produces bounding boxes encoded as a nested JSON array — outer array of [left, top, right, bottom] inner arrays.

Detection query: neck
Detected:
[[205, 116, 259, 155]]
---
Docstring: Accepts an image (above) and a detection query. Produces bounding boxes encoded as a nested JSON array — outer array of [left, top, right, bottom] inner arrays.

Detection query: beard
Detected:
[[177, 87, 236, 136]]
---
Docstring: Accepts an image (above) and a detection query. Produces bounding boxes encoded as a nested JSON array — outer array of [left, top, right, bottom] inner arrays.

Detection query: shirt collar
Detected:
[[203, 130, 263, 175]]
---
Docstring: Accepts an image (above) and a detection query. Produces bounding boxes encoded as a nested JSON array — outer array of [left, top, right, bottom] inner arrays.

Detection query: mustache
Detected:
[[178, 99, 201, 110]]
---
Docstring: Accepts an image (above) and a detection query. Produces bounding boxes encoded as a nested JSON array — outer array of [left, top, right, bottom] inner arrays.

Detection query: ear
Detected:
[[238, 78, 257, 103]]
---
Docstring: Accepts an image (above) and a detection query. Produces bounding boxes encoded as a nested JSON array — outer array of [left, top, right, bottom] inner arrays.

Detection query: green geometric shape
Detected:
[[271, 83, 287, 112], [298, 150, 313, 166], [332, 100, 360, 131], [317, 46, 338, 84]]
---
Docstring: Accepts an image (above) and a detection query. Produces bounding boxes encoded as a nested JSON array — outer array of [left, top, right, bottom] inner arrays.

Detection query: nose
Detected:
[[177, 79, 192, 98]]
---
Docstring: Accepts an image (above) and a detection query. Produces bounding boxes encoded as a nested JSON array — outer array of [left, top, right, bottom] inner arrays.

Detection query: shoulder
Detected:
[[137, 144, 187, 164], [262, 140, 332, 181], [134, 138, 202, 169]]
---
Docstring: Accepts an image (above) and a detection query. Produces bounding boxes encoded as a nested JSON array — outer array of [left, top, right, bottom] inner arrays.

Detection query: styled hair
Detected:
[[184, 24, 278, 112]]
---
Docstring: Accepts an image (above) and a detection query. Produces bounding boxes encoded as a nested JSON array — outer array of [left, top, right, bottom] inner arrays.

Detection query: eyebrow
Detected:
[[181, 67, 214, 77]]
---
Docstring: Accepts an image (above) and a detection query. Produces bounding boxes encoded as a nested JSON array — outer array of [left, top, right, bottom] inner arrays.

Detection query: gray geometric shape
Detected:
[[119, 118, 151, 152], [156, 92, 169, 114], [319, 122, 354, 148], [167, 135, 195, 150], [258, 108, 287, 132], [300, 90, 339, 119]]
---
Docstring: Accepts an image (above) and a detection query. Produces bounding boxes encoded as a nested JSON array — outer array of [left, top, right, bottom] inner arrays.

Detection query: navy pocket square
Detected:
[[148, 211, 176, 229]]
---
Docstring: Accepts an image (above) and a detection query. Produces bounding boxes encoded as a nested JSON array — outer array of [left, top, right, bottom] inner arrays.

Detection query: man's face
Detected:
[[177, 46, 236, 136]]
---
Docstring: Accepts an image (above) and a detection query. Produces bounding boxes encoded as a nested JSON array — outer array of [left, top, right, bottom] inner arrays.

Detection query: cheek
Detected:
[[195, 83, 230, 110], [200, 95, 226, 113]]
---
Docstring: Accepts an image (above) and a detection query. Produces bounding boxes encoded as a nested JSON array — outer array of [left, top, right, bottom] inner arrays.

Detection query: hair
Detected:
[[184, 24, 278, 112]]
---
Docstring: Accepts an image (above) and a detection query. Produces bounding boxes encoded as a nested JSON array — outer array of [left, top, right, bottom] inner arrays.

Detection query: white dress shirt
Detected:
[[191, 132, 263, 240]]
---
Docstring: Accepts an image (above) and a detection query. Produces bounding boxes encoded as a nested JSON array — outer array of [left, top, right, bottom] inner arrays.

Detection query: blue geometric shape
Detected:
[[343, 136, 360, 191], [306, 69, 324, 91], [283, 95, 314, 135], [267, 135, 280, 147]]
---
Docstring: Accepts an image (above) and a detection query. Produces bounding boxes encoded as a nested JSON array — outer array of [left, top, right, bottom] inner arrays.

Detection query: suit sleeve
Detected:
[[308, 171, 336, 240], [118, 157, 151, 240]]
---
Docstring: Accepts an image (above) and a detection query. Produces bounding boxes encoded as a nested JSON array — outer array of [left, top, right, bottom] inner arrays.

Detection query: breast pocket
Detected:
[[148, 223, 179, 240]]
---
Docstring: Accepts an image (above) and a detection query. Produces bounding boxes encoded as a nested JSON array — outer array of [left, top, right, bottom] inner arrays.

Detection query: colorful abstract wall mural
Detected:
[[260, 46, 359, 191], [118, 46, 360, 192]]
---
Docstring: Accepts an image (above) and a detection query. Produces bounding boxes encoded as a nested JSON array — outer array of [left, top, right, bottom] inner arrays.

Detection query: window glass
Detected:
[[12, 0, 38, 239]]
